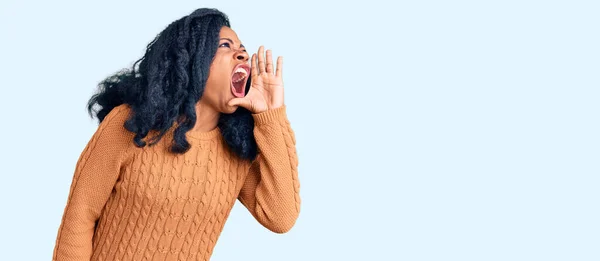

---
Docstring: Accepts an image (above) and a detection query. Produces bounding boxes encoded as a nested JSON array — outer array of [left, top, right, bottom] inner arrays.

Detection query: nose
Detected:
[[235, 50, 249, 62]]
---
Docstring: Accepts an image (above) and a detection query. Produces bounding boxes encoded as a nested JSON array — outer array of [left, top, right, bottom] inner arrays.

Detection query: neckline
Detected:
[[185, 126, 222, 140]]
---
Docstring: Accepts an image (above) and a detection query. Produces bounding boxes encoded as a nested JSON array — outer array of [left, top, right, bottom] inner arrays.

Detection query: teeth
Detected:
[[235, 67, 248, 75], [233, 74, 246, 83], [233, 67, 248, 83]]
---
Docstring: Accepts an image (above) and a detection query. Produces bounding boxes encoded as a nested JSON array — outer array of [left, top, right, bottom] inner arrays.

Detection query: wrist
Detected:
[[252, 105, 287, 125]]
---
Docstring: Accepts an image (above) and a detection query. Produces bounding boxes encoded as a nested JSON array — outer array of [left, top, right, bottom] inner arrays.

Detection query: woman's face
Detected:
[[201, 26, 250, 114]]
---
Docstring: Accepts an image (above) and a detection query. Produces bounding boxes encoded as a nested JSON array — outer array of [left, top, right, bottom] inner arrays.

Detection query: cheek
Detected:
[[204, 72, 228, 99], [208, 61, 230, 83], [205, 54, 233, 99]]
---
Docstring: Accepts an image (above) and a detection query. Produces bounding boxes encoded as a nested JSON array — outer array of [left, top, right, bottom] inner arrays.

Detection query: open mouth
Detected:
[[231, 64, 250, 98]]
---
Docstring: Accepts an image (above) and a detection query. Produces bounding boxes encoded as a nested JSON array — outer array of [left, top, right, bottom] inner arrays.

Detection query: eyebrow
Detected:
[[220, 38, 245, 48]]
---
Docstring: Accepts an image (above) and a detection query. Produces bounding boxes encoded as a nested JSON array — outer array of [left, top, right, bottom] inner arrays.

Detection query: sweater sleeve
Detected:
[[52, 106, 133, 261], [238, 105, 301, 233]]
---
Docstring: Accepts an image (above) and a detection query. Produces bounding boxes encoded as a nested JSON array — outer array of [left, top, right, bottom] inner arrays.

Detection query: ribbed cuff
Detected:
[[252, 105, 287, 125]]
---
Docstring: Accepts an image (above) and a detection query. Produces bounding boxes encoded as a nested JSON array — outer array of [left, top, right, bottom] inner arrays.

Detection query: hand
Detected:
[[228, 46, 284, 113]]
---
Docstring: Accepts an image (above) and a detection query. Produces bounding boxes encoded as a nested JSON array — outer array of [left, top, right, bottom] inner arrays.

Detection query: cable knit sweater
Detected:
[[52, 104, 300, 261]]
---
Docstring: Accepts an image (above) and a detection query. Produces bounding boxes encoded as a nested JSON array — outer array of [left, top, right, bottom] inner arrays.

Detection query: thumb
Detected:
[[228, 97, 252, 110]]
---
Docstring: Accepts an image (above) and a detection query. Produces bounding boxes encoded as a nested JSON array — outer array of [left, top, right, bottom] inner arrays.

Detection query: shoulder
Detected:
[[92, 104, 135, 152], [97, 104, 134, 134], [101, 104, 132, 127]]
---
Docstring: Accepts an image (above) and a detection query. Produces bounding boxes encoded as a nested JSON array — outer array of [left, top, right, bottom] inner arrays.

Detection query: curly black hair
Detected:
[[86, 8, 257, 160]]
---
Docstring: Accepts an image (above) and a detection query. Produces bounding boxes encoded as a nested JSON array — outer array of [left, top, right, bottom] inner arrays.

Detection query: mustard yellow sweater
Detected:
[[52, 104, 300, 261]]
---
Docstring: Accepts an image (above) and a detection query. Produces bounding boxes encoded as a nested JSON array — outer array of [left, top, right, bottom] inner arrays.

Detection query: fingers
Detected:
[[253, 46, 282, 76], [257, 45, 265, 74], [266, 49, 274, 74], [276, 56, 283, 77], [251, 53, 258, 78]]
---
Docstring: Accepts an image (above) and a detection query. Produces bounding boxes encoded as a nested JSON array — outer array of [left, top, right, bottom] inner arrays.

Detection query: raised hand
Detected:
[[228, 46, 284, 113]]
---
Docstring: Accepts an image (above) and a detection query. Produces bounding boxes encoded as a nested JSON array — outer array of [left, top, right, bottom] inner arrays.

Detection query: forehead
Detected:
[[219, 26, 240, 42]]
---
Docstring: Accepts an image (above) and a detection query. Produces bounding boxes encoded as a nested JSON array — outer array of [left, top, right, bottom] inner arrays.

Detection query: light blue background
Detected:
[[1, 0, 598, 260]]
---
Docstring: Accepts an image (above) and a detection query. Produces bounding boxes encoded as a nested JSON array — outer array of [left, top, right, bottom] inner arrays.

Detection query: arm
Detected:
[[52, 106, 132, 260], [238, 106, 301, 233]]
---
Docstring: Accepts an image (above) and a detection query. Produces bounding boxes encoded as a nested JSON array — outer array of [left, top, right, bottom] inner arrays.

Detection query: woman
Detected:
[[52, 8, 300, 261]]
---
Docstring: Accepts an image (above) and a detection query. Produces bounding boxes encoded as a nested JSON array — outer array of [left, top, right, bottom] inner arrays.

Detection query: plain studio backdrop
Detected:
[[0, 0, 598, 260]]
